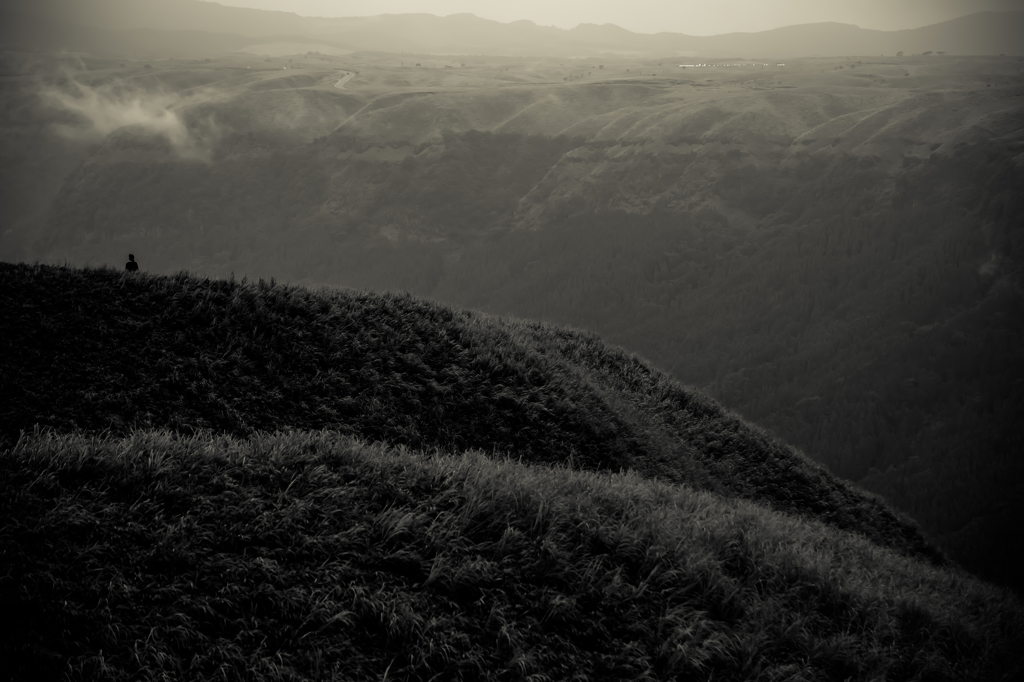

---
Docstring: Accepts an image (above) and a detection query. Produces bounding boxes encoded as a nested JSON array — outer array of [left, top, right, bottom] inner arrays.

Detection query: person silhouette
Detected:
[[125, 254, 139, 272]]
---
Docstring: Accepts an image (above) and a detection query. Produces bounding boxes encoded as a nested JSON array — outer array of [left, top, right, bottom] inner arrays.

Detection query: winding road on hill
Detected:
[[334, 72, 354, 89]]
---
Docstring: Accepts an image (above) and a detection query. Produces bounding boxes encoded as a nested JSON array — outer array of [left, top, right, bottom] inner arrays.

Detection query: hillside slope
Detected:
[[8, 53, 1022, 591], [4, 264, 1024, 681], [0, 262, 941, 565], [4, 430, 1023, 681]]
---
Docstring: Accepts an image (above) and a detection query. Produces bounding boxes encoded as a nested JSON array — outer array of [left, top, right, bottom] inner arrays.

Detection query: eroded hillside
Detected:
[[25, 54, 1022, 273]]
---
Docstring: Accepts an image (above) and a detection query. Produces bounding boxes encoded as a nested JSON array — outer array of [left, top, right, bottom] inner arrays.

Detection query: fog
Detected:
[[40, 73, 222, 162], [5, 0, 1019, 58], [216, 0, 1024, 35]]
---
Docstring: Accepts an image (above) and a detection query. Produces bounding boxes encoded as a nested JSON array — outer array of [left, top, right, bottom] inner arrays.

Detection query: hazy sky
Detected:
[[214, 0, 1024, 35]]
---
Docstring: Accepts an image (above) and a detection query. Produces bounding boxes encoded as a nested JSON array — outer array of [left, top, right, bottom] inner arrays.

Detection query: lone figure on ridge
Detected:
[[125, 254, 139, 272]]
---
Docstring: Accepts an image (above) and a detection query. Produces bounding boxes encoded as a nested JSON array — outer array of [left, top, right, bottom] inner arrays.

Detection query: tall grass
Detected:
[[3, 430, 1021, 681], [0, 262, 940, 563]]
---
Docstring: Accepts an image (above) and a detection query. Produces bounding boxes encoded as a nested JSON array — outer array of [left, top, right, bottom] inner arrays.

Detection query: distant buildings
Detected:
[[678, 63, 784, 68]]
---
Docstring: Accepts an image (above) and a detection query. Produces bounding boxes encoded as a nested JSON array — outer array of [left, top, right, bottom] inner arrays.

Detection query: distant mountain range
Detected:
[[3, 0, 1023, 57]]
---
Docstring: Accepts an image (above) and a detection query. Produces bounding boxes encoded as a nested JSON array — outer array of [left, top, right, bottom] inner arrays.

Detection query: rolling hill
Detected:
[[8, 50, 1022, 591], [2, 262, 1023, 681], [0, 262, 940, 562]]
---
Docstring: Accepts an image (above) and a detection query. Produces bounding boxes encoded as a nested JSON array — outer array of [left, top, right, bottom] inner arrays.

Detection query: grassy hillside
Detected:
[[427, 110, 1024, 591], [4, 430, 1023, 681], [3, 263, 1023, 680], [0, 262, 941, 564], [6, 52, 1021, 591]]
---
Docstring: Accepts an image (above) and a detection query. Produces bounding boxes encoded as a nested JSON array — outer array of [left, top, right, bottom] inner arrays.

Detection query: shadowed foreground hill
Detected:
[[1, 262, 937, 563], [3, 430, 1023, 681], [4, 264, 1024, 680]]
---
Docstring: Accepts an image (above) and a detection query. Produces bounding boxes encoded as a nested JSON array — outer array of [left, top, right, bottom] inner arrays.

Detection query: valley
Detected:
[[2, 46, 1023, 595]]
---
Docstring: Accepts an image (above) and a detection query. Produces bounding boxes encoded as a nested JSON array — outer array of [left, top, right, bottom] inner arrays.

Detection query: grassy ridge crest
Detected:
[[3, 429, 1022, 681], [0, 262, 939, 562]]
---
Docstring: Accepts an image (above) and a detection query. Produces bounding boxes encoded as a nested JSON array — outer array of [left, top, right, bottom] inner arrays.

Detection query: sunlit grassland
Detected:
[[3, 429, 1022, 681]]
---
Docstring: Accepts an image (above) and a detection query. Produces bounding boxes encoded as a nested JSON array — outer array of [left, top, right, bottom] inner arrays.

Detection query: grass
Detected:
[[4, 262, 1020, 680], [3, 429, 1022, 681], [0, 262, 941, 564]]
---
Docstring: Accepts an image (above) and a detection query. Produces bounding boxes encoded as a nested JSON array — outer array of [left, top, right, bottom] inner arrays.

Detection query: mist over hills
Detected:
[[3, 0, 1024, 58]]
